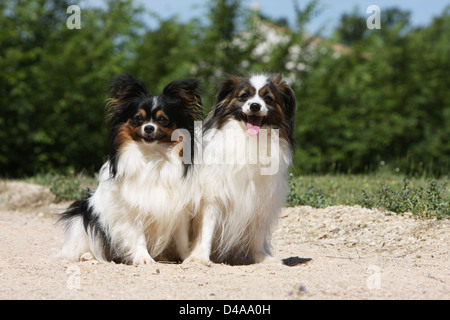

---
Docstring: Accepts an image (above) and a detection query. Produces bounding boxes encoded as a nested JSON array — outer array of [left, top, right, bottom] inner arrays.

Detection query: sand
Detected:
[[0, 181, 448, 300]]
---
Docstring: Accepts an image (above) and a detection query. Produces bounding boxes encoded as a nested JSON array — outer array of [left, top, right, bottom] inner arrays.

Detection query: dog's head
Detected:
[[106, 73, 202, 176], [208, 74, 296, 146]]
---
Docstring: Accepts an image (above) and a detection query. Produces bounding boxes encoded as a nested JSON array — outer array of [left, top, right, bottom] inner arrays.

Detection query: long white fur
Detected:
[[186, 74, 292, 265], [57, 140, 197, 264]]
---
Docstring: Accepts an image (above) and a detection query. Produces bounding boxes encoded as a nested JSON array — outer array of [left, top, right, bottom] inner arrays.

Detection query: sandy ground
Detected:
[[0, 181, 448, 300]]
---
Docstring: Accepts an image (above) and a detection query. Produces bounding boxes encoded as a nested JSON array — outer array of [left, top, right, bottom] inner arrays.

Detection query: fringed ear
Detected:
[[106, 73, 148, 124], [214, 75, 243, 105], [163, 79, 203, 176], [163, 79, 203, 121], [272, 75, 296, 147]]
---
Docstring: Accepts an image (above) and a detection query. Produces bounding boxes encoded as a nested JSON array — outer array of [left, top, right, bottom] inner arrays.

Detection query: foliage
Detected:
[[294, 6, 450, 175], [360, 178, 449, 219], [287, 174, 330, 208], [1, 0, 449, 177], [287, 173, 449, 218], [0, 0, 144, 176], [27, 171, 97, 201]]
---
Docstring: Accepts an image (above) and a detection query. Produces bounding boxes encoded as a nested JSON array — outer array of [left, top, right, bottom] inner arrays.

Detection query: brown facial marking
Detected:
[[116, 121, 143, 150], [138, 109, 147, 118], [258, 86, 272, 97], [237, 86, 256, 102], [155, 110, 165, 121], [156, 123, 178, 144]]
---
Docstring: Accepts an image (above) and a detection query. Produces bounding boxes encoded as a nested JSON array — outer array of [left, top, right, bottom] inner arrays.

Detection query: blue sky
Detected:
[[87, 0, 449, 36], [132, 0, 449, 35]]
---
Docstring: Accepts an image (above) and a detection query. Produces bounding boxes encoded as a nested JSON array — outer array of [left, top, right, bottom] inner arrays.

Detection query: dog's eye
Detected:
[[134, 115, 144, 125], [264, 94, 274, 103], [158, 116, 169, 126], [239, 92, 250, 100]]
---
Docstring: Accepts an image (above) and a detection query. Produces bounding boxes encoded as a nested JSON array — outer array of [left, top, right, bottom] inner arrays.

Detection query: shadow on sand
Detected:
[[282, 256, 312, 267]]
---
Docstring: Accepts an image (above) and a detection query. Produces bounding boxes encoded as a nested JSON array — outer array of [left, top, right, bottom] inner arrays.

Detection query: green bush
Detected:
[[293, 6, 450, 175], [360, 178, 449, 219]]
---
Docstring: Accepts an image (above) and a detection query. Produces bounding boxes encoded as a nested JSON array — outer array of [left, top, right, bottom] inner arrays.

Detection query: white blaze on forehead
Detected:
[[151, 96, 159, 112], [244, 74, 269, 116], [249, 74, 269, 91]]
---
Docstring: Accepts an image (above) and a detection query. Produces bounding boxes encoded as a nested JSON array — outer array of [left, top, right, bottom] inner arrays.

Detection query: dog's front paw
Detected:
[[80, 252, 95, 261], [183, 254, 212, 267], [253, 252, 282, 265], [132, 250, 155, 266], [260, 256, 282, 265]]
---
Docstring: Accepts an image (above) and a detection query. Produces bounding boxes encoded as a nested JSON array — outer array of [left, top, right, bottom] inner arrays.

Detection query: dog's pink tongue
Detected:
[[246, 115, 263, 136]]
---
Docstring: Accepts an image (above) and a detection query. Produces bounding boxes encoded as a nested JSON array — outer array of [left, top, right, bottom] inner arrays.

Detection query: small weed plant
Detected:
[[288, 174, 449, 219], [27, 172, 97, 201], [360, 178, 449, 219], [287, 174, 330, 208]]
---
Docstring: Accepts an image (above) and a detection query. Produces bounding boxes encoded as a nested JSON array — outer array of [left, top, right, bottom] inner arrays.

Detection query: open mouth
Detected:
[[245, 115, 266, 136], [142, 135, 156, 143]]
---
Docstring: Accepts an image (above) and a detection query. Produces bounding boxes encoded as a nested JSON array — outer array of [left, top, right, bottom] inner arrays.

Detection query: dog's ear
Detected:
[[215, 75, 243, 105], [273, 75, 296, 146], [163, 79, 203, 176], [163, 79, 203, 121], [108, 73, 147, 104], [106, 73, 148, 122]]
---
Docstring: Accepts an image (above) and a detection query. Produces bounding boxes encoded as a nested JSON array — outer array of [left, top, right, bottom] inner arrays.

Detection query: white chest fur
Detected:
[[92, 142, 188, 229], [201, 120, 291, 198], [198, 120, 292, 258]]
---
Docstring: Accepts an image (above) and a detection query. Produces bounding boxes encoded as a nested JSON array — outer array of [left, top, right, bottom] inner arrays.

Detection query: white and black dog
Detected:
[[57, 74, 202, 265]]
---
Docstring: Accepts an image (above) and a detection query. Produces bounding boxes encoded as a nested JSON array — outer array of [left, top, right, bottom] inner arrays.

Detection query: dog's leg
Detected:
[[184, 203, 217, 266], [250, 220, 281, 264], [173, 214, 190, 261], [131, 234, 155, 265], [252, 248, 280, 264], [110, 220, 154, 265], [56, 215, 93, 261]]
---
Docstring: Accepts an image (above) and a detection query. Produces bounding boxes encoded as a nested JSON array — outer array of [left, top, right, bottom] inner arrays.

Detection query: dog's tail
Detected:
[[56, 191, 111, 262]]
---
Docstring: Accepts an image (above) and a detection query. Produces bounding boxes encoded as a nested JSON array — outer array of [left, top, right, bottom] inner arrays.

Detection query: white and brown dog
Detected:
[[185, 73, 296, 265]]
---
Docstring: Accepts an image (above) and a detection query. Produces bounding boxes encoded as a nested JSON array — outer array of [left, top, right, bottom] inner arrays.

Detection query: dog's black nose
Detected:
[[144, 125, 155, 134], [250, 103, 261, 112]]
